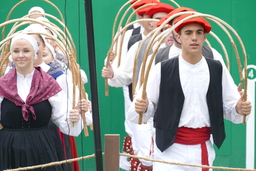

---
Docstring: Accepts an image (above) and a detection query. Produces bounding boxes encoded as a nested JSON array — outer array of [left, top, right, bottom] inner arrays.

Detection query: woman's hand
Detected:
[[69, 109, 80, 123]]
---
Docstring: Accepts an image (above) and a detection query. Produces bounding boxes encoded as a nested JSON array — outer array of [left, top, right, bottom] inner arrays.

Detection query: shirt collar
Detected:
[[37, 62, 50, 72]]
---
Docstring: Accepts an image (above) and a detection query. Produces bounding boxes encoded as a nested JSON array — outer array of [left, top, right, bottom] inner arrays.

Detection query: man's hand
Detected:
[[102, 62, 114, 79], [134, 96, 149, 114], [236, 90, 252, 116], [108, 51, 116, 62]]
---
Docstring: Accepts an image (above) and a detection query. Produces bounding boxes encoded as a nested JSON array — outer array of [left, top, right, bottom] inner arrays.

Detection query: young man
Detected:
[[102, 2, 175, 171], [127, 14, 252, 170], [103, 1, 159, 170]]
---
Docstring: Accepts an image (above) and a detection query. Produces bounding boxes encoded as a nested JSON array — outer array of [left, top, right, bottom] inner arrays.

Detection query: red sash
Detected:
[[174, 127, 211, 171]]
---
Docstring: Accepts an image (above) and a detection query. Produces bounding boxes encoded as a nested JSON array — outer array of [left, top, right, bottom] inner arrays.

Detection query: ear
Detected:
[[203, 33, 206, 42], [137, 14, 143, 20], [176, 33, 182, 44]]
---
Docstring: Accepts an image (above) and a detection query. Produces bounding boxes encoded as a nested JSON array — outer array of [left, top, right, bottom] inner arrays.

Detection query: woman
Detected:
[[43, 42, 66, 78], [43, 42, 93, 171], [0, 34, 82, 170]]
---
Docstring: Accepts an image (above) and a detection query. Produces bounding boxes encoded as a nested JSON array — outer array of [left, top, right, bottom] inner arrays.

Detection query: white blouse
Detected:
[[0, 70, 82, 136]]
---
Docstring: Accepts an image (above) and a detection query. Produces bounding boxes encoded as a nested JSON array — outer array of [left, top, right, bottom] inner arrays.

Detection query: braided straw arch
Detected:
[[0, 17, 89, 136], [131, 29, 228, 97], [116, 3, 158, 67], [136, 12, 247, 124], [1, 0, 65, 40], [106, 0, 181, 96], [104, 18, 159, 96]]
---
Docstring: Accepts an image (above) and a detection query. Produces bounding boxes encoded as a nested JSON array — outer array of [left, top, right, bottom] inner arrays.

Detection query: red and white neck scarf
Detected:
[[0, 67, 62, 121]]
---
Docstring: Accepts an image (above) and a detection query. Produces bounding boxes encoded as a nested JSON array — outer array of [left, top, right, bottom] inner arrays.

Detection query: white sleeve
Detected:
[[108, 42, 139, 87], [222, 65, 247, 123], [56, 73, 69, 96], [127, 63, 161, 123], [56, 71, 78, 106], [80, 69, 88, 84], [85, 110, 93, 125], [84, 93, 93, 125], [49, 91, 82, 136], [211, 47, 226, 67], [104, 29, 132, 67], [136, 52, 156, 91]]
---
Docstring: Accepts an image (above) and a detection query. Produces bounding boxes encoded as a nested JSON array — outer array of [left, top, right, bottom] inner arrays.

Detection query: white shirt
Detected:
[[109, 34, 168, 87], [4, 62, 92, 126], [128, 54, 245, 126], [105, 25, 143, 69], [0, 70, 83, 136], [38, 62, 70, 96]]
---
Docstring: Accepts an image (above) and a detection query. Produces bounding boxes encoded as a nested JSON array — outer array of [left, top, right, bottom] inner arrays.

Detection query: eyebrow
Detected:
[[13, 47, 31, 50], [184, 29, 204, 32]]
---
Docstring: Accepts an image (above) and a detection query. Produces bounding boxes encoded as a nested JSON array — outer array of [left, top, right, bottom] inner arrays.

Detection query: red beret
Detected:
[[137, 2, 159, 16], [130, 0, 139, 4], [156, 7, 196, 27], [174, 14, 212, 33], [132, 0, 159, 10], [146, 3, 175, 18]]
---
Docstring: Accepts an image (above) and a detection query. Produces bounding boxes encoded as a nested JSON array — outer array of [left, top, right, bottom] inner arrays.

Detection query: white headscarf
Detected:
[[10, 34, 39, 60], [28, 6, 45, 16], [45, 43, 56, 58], [44, 26, 58, 39], [23, 24, 47, 44]]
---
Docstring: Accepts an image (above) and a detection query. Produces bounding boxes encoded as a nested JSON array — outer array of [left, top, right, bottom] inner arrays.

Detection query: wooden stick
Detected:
[[0, 18, 73, 56], [105, 18, 159, 96], [117, 3, 157, 67], [43, 0, 65, 23], [77, 64, 89, 136], [105, 3, 158, 96], [116, 0, 145, 34], [138, 12, 236, 89], [1, 0, 26, 39], [111, 0, 133, 39], [2, 0, 65, 39], [131, 31, 156, 97], [0, 1, 90, 129]]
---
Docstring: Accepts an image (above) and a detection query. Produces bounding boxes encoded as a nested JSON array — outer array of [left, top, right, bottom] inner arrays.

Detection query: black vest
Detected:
[[128, 37, 153, 101], [127, 34, 143, 51], [155, 44, 214, 65], [127, 33, 143, 100], [126, 24, 134, 30], [155, 57, 225, 152], [131, 26, 141, 36], [126, 25, 141, 34]]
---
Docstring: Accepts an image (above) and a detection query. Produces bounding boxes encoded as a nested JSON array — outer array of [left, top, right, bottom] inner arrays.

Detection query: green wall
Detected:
[[1, 0, 256, 170]]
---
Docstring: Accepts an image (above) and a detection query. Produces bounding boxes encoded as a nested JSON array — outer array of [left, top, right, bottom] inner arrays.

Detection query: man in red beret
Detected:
[[103, 1, 159, 170], [127, 15, 252, 170], [102, 2, 175, 171], [151, 7, 226, 74]]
